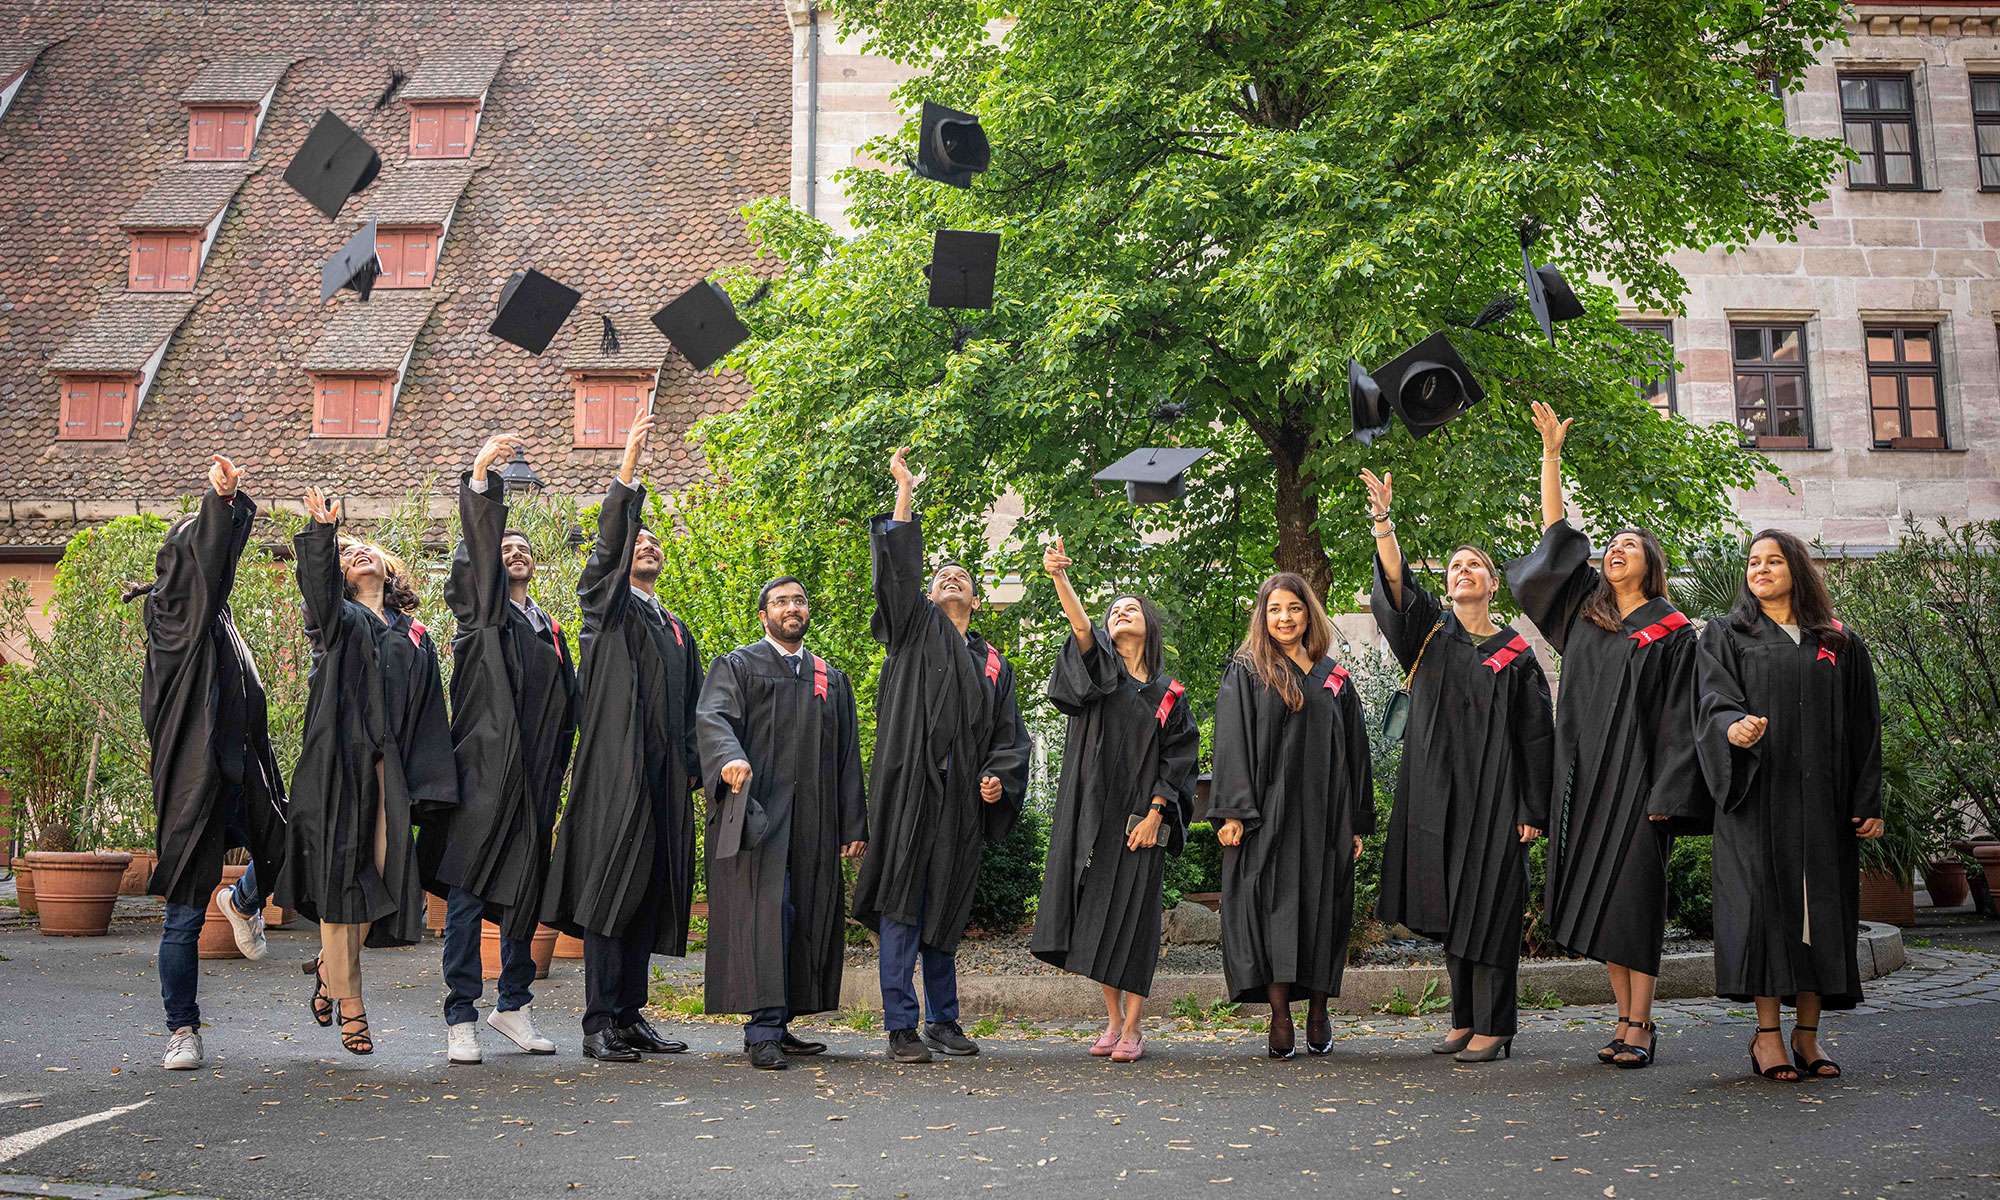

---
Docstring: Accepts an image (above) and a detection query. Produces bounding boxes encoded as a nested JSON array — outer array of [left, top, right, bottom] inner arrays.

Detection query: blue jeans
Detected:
[[442, 886, 534, 1026], [160, 860, 260, 1032], [878, 902, 958, 1032], [744, 875, 795, 1045]]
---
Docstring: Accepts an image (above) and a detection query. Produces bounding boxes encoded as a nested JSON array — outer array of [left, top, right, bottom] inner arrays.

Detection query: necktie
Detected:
[[784, 652, 802, 679]]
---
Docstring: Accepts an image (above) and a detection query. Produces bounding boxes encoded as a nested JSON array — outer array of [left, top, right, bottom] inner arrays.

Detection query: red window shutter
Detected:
[[576, 379, 612, 446], [352, 376, 388, 434], [220, 109, 252, 158], [442, 104, 474, 156], [129, 234, 164, 290], [609, 381, 644, 442], [187, 106, 253, 161], [375, 230, 407, 286], [164, 235, 197, 289], [315, 376, 353, 436], [188, 109, 219, 159], [411, 107, 441, 156], [57, 376, 133, 441], [411, 102, 476, 158], [375, 227, 437, 288]]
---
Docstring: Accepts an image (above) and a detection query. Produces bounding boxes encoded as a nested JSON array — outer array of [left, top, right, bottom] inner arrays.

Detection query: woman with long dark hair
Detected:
[[1504, 403, 1708, 1069], [1208, 572, 1373, 1058], [276, 488, 457, 1055], [1363, 469, 1554, 1063], [1696, 530, 1883, 1082], [1031, 537, 1200, 1063]]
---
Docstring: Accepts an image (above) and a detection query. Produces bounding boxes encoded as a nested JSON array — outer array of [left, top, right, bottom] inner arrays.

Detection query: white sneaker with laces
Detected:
[[214, 884, 267, 960], [163, 1026, 203, 1070], [447, 1021, 482, 1064], [488, 1006, 557, 1054]]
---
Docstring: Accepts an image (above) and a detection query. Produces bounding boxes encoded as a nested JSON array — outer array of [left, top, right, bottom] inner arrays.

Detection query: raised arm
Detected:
[[1531, 401, 1573, 531], [149, 458, 255, 655], [296, 487, 346, 651], [890, 444, 918, 524], [447, 435, 523, 630], [1043, 534, 1094, 650], [1359, 469, 1405, 607], [870, 447, 933, 649]]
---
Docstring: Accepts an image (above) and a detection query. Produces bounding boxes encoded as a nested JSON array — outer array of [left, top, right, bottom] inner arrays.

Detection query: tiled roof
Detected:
[[118, 164, 255, 230], [402, 45, 507, 101], [564, 311, 669, 374], [179, 53, 295, 105], [0, 41, 52, 85], [46, 292, 202, 373], [303, 293, 440, 373], [351, 161, 477, 227]]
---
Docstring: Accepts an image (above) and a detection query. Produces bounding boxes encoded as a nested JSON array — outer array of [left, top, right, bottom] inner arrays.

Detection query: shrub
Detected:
[[1666, 837, 1714, 938], [971, 802, 1047, 932], [1164, 820, 1223, 901]]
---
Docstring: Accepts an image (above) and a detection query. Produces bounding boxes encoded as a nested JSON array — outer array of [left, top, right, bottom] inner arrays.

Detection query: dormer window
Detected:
[[58, 375, 137, 441], [128, 232, 200, 292], [410, 101, 478, 158], [373, 226, 439, 289], [572, 374, 653, 448], [187, 105, 256, 160]]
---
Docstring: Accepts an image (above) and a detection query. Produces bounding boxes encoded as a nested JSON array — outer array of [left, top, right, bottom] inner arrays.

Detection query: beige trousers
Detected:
[[319, 767, 389, 1003]]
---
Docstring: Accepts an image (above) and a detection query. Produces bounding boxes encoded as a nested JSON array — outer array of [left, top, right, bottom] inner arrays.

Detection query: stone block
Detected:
[[1866, 248, 1936, 278], [1162, 901, 1220, 945], [74, 499, 141, 520], [1729, 246, 1803, 276], [1968, 480, 2000, 520], [7, 499, 75, 521], [1820, 518, 1896, 543], [1852, 218, 1920, 247], [1899, 479, 1968, 517], [1919, 220, 1988, 249], [1790, 218, 1854, 247], [1800, 248, 1869, 277], [0, 1177, 154, 1200], [1831, 478, 1899, 516]]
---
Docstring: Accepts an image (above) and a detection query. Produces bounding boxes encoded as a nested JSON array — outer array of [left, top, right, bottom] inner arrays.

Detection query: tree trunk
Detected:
[[1268, 440, 1333, 603]]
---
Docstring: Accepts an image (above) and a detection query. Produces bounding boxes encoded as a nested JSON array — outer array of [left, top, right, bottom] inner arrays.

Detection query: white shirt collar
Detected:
[[765, 635, 806, 661]]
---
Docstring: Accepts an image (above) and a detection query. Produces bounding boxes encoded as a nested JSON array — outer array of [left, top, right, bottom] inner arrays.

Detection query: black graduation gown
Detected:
[[423, 474, 579, 941], [140, 488, 287, 909], [696, 642, 866, 1018], [1505, 519, 1708, 974], [1030, 631, 1199, 995], [275, 521, 457, 947], [1370, 560, 1555, 968], [1696, 616, 1883, 1008], [849, 515, 1032, 953], [541, 479, 702, 953], [1208, 654, 1375, 1004]]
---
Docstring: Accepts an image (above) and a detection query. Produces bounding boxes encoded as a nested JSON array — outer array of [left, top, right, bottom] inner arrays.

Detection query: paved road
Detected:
[[0, 923, 1994, 1199]]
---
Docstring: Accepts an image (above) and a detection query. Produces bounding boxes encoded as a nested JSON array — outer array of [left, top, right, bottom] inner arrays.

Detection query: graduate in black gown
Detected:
[[850, 447, 1032, 1064], [1362, 468, 1554, 1063], [1503, 402, 1708, 1069], [542, 411, 703, 1063], [428, 434, 578, 1064], [1696, 529, 1884, 1082], [278, 487, 458, 1055], [1030, 537, 1199, 1064], [696, 576, 867, 1070], [1209, 571, 1374, 1059], [135, 456, 288, 1071]]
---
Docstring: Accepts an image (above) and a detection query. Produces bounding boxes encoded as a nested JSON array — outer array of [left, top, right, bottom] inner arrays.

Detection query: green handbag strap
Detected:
[[1398, 616, 1447, 693]]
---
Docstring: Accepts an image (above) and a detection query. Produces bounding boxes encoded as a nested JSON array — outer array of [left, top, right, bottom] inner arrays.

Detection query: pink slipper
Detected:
[[1110, 1034, 1144, 1062], [1089, 1029, 1119, 1056]]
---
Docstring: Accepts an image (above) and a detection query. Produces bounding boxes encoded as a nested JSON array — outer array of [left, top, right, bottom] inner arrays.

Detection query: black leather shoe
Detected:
[[780, 1033, 827, 1056], [922, 1020, 979, 1057], [614, 1019, 688, 1054], [583, 1031, 639, 1063], [887, 1028, 933, 1063], [748, 1040, 789, 1070]]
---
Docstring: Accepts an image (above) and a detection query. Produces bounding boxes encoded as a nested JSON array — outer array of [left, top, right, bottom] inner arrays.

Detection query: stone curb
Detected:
[[838, 922, 1906, 1021]]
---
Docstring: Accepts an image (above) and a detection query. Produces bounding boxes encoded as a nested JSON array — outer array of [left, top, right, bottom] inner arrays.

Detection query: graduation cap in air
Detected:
[[1347, 332, 1486, 443], [925, 229, 1000, 310], [652, 280, 750, 372], [319, 221, 381, 303], [284, 111, 382, 220], [489, 269, 582, 355], [1093, 446, 1213, 504], [910, 101, 990, 188], [1519, 219, 1586, 345]]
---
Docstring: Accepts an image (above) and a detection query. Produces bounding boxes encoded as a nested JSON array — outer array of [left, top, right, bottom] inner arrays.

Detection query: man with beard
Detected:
[[542, 410, 703, 1062], [851, 447, 1032, 1063], [696, 576, 866, 1068], [428, 433, 578, 1064]]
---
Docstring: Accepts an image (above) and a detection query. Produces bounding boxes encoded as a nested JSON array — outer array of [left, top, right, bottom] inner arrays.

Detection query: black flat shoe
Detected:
[[887, 1029, 933, 1063], [748, 1040, 789, 1070], [780, 1033, 828, 1056], [583, 1031, 640, 1063], [614, 1019, 688, 1054], [1789, 1024, 1841, 1079], [1613, 1020, 1658, 1069], [922, 1020, 980, 1056], [1749, 1026, 1799, 1081]]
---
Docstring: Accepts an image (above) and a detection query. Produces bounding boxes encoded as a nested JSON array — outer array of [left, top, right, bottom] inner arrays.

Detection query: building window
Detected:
[[1975, 75, 2000, 191], [127, 232, 199, 292], [373, 227, 438, 289], [1731, 323, 1813, 449], [573, 376, 651, 448], [187, 105, 255, 161], [1838, 73, 1920, 190], [1617, 319, 1677, 416], [311, 373, 393, 438], [1866, 325, 1945, 449], [57, 375, 135, 441], [409, 101, 478, 158]]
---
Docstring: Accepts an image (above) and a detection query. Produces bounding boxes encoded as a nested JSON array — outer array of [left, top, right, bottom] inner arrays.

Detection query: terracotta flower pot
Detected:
[[27, 850, 134, 937], [1924, 860, 1971, 908], [1972, 843, 2000, 906], [15, 862, 36, 917], [263, 901, 295, 929], [553, 931, 585, 959], [426, 891, 448, 936], [117, 849, 158, 895], [1857, 867, 1916, 926], [199, 864, 251, 958], [481, 921, 559, 980]]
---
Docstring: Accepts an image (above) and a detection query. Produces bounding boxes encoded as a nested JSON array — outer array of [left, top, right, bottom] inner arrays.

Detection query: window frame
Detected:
[[572, 374, 654, 449], [310, 372, 396, 439], [1973, 74, 2000, 193], [1838, 71, 1922, 191], [1730, 322, 1815, 450], [186, 104, 256, 161], [126, 230, 200, 292], [1864, 324, 1946, 450], [408, 100, 479, 159], [56, 374, 138, 441], [372, 226, 440, 289], [1617, 319, 1678, 416]]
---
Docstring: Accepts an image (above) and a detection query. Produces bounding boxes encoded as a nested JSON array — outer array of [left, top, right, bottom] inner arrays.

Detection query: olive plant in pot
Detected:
[[1857, 761, 1927, 927]]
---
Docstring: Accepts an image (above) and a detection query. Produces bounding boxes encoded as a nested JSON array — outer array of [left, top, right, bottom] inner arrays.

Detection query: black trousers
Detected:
[[1446, 952, 1518, 1037], [582, 854, 668, 1036]]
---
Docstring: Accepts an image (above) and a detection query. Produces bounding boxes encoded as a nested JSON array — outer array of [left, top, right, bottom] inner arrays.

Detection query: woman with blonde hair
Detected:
[[1208, 571, 1373, 1058]]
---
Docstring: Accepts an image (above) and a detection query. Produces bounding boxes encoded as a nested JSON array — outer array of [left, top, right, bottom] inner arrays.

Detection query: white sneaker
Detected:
[[163, 1026, 203, 1070], [214, 884, 267, 960], [488, 1006, 557, 1055], [447, 1021, 483, 1064]]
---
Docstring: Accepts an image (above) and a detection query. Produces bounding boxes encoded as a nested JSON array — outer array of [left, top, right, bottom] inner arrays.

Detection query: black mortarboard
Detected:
[[489, 269, 581, 355], [925, 229, 1000, 310], [911, 101, 990, 188], [319, 220, 380, 303], [652, 280, 750, 371], [1092, 446, 1213, 504], [1348, 357, 1391, 446], [284, 111, 382, 220], [1519, 221, 1586, 345], [1348, 333, 1485, 442]]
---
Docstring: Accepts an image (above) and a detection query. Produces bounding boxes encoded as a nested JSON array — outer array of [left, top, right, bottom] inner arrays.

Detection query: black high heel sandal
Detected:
[[338, 1001, 373, 1056], [1597, 1014, 1630, 1064], [1748, 1026, 1799, 1081], [1305, 1012, 1333, 1056], [1613, 1019, 1658, 1069], [1789, 1024, 1840, 1079], [304, 958, 333, 1027], [1267, 1015, 1296, 1060]]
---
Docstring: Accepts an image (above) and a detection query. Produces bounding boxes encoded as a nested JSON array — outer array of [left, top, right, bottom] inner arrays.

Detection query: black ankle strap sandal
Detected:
[[1790, 1024, 1840, 1078], [1613, 1019, 1658, 1068], [1749, 1025, 1798, 1081], [1597, 1014, 1630, 1064]]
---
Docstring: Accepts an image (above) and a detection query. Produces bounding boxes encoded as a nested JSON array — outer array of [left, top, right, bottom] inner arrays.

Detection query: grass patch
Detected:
[[1517, 985, 1563, 1010], [841, 1005, 879, 1032], [646, 981, 706, 1017], [1169, 994, 1243, 1028], [968, 1013, 1001, 1038], [1907, 936, 1933, 948], [1375, 978, 1451, 1017]]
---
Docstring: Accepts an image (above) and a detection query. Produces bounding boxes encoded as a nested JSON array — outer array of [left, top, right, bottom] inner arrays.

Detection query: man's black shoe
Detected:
[[922, 1020, 980, 1056], [583, 1031, 639, 1063], [887, 1028, 933, 1063], [780, 1033, 827, 1056], [614, 1018, 688, 1054], [748, 1040, 789, 1070]]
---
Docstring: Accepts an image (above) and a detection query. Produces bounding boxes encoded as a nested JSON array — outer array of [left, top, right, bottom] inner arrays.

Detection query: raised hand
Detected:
[[303, 486, 341, 526], [1530, 401, 1573, 456], [209, 455, 245, 497], [618, 410, 656, 486], [473, 433, 525, 481], [1359, 468, 1392, 517], [1043, 534, 1072, 578], [890, 445, 925, 489], [1727, 715, 1769, 748]]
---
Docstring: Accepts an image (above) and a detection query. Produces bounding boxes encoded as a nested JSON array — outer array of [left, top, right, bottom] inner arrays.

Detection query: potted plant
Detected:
[[25, 821, 133, 937], [481, 920, 559, 980], [1857, 806, 1925, 927]]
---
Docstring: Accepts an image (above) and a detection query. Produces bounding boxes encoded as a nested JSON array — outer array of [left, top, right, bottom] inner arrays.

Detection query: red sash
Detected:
[[984, 643, 1001, 685], [1818, 618, 1843, 664], [549, 616, 569, 665], [812, 653, 829, 700], [1155, 679, 1186, 725], [1482, 633, 1528, 674], [1627, 609, 1691, 647], [1322, 663, 1350, 694], [408, 618, 427, 648]]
